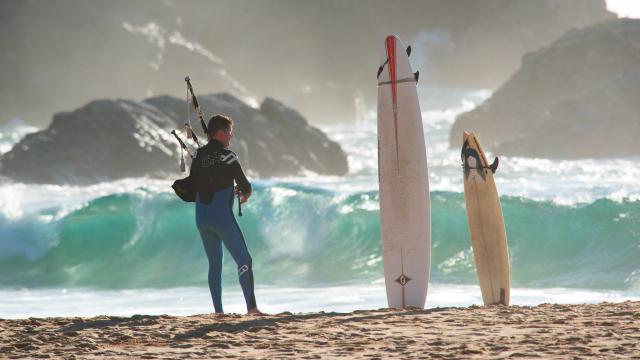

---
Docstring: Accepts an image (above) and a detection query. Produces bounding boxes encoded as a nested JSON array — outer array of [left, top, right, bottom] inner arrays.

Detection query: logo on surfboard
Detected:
[[395, 274, 412, 286]]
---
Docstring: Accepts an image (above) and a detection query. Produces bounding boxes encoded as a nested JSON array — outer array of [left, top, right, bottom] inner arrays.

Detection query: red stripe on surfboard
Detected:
[[385, 36, 397, 106], [385, 36, 400, 172]]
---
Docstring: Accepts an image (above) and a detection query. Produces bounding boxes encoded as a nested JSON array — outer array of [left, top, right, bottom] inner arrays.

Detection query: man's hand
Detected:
[[235, 186, 250, 204]]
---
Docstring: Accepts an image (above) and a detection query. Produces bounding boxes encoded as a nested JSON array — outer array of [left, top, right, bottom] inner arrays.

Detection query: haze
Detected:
[[0, 0, 619, 127]]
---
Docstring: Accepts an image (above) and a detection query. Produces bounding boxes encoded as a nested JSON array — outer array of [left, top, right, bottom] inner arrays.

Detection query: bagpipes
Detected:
[[171, 76, 206, 173], [170, 76, 243, 216]]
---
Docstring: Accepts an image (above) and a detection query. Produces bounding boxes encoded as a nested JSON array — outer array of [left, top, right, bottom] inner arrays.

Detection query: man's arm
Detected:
[[231, 154, 252, 198]]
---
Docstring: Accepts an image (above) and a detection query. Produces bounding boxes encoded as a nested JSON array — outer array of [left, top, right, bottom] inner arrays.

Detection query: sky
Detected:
[[607, 0, 640, 18]]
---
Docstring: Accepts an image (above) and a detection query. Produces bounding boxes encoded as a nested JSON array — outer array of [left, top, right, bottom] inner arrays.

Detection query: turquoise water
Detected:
[[1, 184, 638, 291]]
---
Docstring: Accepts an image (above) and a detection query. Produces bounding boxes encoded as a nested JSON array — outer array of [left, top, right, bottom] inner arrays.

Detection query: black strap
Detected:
[[377, 77, 417, 86]]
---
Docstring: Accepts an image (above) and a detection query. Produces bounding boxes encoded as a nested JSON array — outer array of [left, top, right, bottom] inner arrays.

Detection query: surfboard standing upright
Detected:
[[461, 132, 510, 305], [377, 35, 431, 308]]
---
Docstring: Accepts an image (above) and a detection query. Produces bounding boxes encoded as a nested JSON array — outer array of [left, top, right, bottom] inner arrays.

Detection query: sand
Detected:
[[1, 301, 639, 359]]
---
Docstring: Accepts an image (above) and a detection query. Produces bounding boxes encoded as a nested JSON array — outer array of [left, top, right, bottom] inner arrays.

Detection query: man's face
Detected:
[[221, 126, 233, 148]]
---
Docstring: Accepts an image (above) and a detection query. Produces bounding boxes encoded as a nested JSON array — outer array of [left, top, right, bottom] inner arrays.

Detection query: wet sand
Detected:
[[1, 301, 639, 359]]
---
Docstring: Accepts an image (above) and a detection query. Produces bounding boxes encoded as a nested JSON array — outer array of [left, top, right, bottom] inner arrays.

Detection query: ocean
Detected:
[[1, 88, 639, 318]]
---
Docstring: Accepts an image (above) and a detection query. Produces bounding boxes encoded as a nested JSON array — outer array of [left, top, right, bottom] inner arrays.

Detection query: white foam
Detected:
[[0, 178, 172, 220], [2, 284, 638, 319], [312, 88, 640, 205], [0, 118, 38, 155]]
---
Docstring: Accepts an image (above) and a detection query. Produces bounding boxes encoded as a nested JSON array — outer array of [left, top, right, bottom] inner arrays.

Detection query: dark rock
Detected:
[[450, 19, 640, 159], [146, 93, 349, 177], [0, 94, 348, 184], [0, 99, 175, 184], [259, 98, 349, 176]]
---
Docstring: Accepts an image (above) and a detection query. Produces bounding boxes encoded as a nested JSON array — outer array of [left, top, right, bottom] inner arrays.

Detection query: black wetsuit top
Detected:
[[190, 139, 252, 204]]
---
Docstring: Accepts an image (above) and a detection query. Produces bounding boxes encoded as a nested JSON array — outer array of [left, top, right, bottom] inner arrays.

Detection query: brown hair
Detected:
[[207, 114, 233, 136]]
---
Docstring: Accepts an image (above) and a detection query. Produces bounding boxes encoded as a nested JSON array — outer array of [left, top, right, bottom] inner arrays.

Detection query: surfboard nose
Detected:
[[462, 131, 470, 143]]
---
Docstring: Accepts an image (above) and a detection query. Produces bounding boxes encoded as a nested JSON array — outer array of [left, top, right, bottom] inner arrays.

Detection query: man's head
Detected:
[[207, 114, 234, 148]]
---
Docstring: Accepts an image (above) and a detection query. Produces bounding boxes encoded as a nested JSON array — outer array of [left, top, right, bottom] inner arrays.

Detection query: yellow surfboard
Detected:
[[461, 132, 510, 305]]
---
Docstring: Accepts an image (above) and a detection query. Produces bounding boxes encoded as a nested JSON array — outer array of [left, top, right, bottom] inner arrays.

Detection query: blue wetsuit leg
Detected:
[[197, 224, 224, 313], [196, 187, 256, 312]]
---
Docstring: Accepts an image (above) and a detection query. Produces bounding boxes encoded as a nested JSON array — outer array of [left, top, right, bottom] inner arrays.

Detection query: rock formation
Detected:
[[450, 19, 640, 159], [0, 94, 349, 184]]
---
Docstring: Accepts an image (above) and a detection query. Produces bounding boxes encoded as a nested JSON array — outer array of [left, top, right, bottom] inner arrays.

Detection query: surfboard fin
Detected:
[[414, 71, 419, 83], [489, 156, 499, 174], [406, 45, 411, 57]]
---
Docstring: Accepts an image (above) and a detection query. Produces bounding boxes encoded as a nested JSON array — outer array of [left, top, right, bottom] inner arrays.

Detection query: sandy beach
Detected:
[[1, 301, 639, 359]]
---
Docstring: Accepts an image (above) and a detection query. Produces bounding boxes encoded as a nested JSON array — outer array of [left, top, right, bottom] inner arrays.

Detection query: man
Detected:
[[191, 114, 260, 315]]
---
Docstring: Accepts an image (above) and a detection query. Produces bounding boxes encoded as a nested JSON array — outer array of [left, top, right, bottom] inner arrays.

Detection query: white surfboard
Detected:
[[377, 35, 431, 308], [461, 131, 510, 305]]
